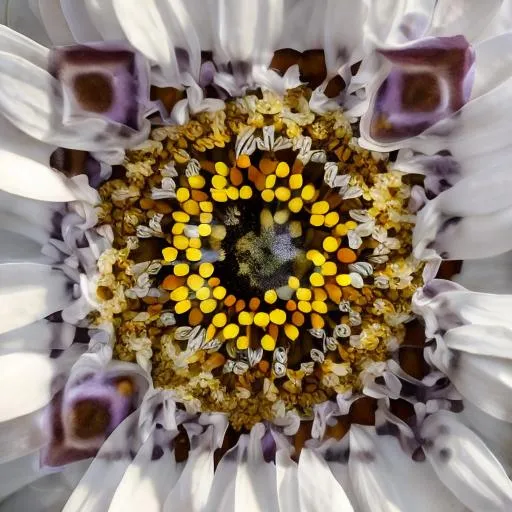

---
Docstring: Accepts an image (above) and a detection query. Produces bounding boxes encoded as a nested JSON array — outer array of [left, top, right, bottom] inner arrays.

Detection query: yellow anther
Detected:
[[198, 224, 212, 237], [183, 200, 200, 216], [312, 201, 330, 215], [199, 262, 214, 278], [296, 288, 312, 301], [336, 274, 352, 287], [345, 221, 358, 230], [274, 210, 290, 225], [187, 274, 205, 291], [288, 276, 300, 289], [289, 174, 303, 190], [173, 263, 190, 276], [200, 212, 213, 224], [226, 186, 239, 200], [189, 238, 202, 249], [264, 289, 278, 304], [288, 197, 303, 213], [162, 247, 178, 262], [206, 324, 217, 341], [260, 208, 274, 229], [324, 211, 340, 228], [236, 336, 250, 350], [323, 236, 340, 253], [175, 299, 192, 314], [223, 324, 240, 339], [188, 175, 206, 189], [213, 286, 227, 300], [276, 162, 290, 178], [310, 214, 324, 227], [240, 185, 253, 199], [301, 184, 316, 202], [200, 298, 217, 314], [254, 312, 270, 328], [310, 272, 325, 287], [200, 201, 213, 213], [289, 221, 302, 238], [238, 311, 254, 325], [172, 223, 185, 235], [312, 301, 328, 314], [215, 162, 229, 176], [269, 309, 287, 325], [306, 250, 326, 267], [261, 334, 276, 351], [211, 189, 228, 202], [172, 211, 190, 223], [298, 300, 312, 313], [265, 174, 277, 189], [176, 188, 190, 202], [212, 175, 228, 189], [275, 187, 291, 202], [170, 286, 189, 302], [196, 287, 211, 300], [236, 155, 251, 169], [284, 324, 299, 341], [212, 312, 227, 328], [321, 261, 338, 276], [334, 224, 349, 236], [173, 235, 189, 250], [261, 189, 275, 202], [313, 288, 328, 301]]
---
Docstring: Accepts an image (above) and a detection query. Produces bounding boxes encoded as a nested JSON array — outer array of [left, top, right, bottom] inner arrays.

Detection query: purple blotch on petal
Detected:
[[50, 44, 149, 130], [370, 35, 475, 143]]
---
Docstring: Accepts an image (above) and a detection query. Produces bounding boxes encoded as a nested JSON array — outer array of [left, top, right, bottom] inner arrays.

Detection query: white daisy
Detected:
[[2, 1, 512, 511]]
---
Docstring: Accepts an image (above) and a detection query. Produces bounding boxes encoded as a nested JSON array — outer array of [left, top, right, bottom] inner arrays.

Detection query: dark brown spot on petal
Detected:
[[401, 72, 441, 112], [73, 72, 114, 113], [70, 399, 111, 439], [299, 50, 327, 89], [270, 48, 301, 75], [150, 86, 186, 114], [436, 260, 462, 280], [173, 429, 191, 463], [349, 397, 377, 425], [324, 75, 345, 98]]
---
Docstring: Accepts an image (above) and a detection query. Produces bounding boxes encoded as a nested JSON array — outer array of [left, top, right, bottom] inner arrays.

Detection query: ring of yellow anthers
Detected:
[[96, 87, 423, 429]]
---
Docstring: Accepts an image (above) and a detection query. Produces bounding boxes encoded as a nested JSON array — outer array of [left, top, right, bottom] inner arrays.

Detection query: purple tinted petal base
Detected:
[[370, 35, 475, 144]]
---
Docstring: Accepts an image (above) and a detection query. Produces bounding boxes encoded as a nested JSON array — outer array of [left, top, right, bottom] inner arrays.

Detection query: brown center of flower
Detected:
[[73, 72, 114, 113], [401, 72, 441, 112], [70, 399, 112, 439]]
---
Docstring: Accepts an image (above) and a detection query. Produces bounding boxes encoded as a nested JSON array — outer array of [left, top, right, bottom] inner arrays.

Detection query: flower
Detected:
[[2, 1, 512, 510]]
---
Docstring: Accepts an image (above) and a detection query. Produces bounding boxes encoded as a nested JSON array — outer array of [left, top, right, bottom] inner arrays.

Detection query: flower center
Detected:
[[95, 87, 423, 429]]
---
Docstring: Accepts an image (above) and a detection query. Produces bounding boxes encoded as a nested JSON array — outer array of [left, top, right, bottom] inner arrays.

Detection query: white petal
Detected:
[[0, 114, 75, 202], [60, 0, 103, 42], [204, 445, 237, 511], [275, 450, 300, 512], [63, 411, 139, 512], [430, 0, 502, 41], [0, 453, 45, 501], [0, 24, 49, 68], [0, 409, 46, 464], [1, 0, 52, 47], [0, 352, 56, 422], [162, 430, 215, 512], [349, 425, 465, 512], [476, 0, 512, 41], [0, 319, 75, 353], [281, 0, 328, 50], [421, 410, 512, 511], [108, 430, 178, 512], [454, 252, 512, 294], [37, 0, 75, 45], [83, 0, 125, 41], [0, 231, 48, 263], [0, 263, 72, 335], [298, 448, 354, 511]]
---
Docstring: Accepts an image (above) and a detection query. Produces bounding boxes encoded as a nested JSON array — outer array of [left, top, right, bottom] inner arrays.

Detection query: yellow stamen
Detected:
[[323, 236, 339, 253], [289, 221, 302, 238], [345, 220, 358, 230], [223, 324, 240, 339], [334, 224, 349, 237], [261, 334, 276, 351], [211, 225, 227, 240], [212, 175, 228, 189], [186, 248, 202, 262], [172, 211, 190, 223], [173, 235, 189, 250], [212, 312, 227, 328], [261, 189, 275, 202], [260, 208, 274, 228], [321, 261, 338, 276], [196, 287, 211, 300], [264, 290, 278, 304], [188, 175, 206, 189], [187, 274, 204, 291], [172, 223, 185, 235], [269, 309, 286, 325], [238, 311, 253, 325], [301, 184, 316, 201], [200, 298, 217, 314], [211, 189, 228, 202], [312, 301, 328, 314], [254, 312, 270, 328], [324, 211, 340, 227], [310, 272, 325, 287], [200, 201, 213, 213], [288, 276, 300, 289], [183, 200, 200, 216], [275, 187, 291, 202], [289, 174, 303, 190], [176, 188, 190, 202], [311, 201, 330, 215], [240, 185, 253, 199], [298, 300, 312, 313], [213, 286, 227, 300], [296, 288, 312, 301], [288, 197, 303, 213], [174, 263, 190, 277], [189, 238, 202, 249], [310, 214, 324, 227], [199, 262, 214, 278], [265, 174, 277, 189], [226, 186, 239, 200], [236, 336, 249, 350], [198, 224, 212, 237], [175, 299, 192, 314], [284, 324, 299, 341], [162, 247, 178, 262], [200, 213, 213, 224], [236, 154, 251, 169], [215, 161, 229, 176], [170, 286, 189, 302], [274, 210, 290, 225], [336, 274, 352, 286], [306, 250, 326, 267], [276, 162, 290, 178]]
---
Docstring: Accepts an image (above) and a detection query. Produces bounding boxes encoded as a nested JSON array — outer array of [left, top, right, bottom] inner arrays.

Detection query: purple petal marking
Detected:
[[50, 43, 149, 130], [41, 373, 137, 467], [370, 35, 475, 143]]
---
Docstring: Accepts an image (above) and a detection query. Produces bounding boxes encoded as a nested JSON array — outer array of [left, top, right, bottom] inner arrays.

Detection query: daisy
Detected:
[[2, 1, 512, 510]]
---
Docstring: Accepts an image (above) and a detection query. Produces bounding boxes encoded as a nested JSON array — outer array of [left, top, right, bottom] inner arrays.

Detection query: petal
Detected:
[[360, 35, 475, 150], [0, 352, 56, 422], [37, 0, 75, 46], [454, 252, 512, 294], [0, 263, 72, 335], [60, 0, 103, 43], [83, 0, 125, 42], [275, 449, 300, 512], [349, 425, 465, 512], [108, 428, 178, 512], [0, 453, 46, 501], [421, 410, 512, 511], [0, 24, 49, 68], [1, 0, 52, 47], [298, 448, 354, 511], [63, 411, 139, 511], [476, 0, 512, 40], [0, 114, 75, 202]]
